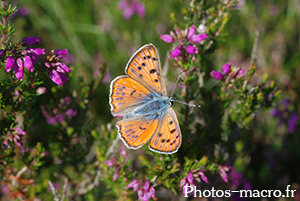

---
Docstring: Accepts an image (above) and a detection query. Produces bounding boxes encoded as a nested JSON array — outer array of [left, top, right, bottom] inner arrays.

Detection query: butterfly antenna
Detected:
[[170, 71, 183, 98], [172, 99, 201, 108]]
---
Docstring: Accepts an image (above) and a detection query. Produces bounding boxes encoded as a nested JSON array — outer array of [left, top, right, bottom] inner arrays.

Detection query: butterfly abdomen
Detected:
[[123, 96, 172, 119]]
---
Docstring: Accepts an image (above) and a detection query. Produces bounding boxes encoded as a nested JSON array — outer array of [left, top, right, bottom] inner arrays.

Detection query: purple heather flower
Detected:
[[222, 62, 231, 74], [36, 87, 47, 95], [118, 0, 127, 9], [269, 109, 281, 116], [121, 146, 126, 159], [104, 157, 118, 167], [288, 113, 298, 133], [219, 165, 229, 183], [49, 69, 69, 86], [134, 2, 145, 17], [15, 58, 24, 81], [66, 109, 77, 119], [187, 26, 196, 40], [128, 180, 155, 201], [192, 33, 207, 44], [4, 127, 26, 149], [185, 45, 199, 54], [187, 172, 194, 184], [113, 168, 120, 181], [170, 45, 182, 59], [5, 56, 15, 73], [54, 49, 68, 58], [64, 97, 71, 105], [210, 70, 223, 80], [119, 0, 145, 20], [123, 6, 135, 19], [160, 34, 174, 43], [27, 48, 45, 56], [23, 55, 34, 72], [127, 180, 139, 191], [198, 172, 209, 183], [20, 36, 40, 46], [237, 69, 246, 78], [45, 49, 70, 86]]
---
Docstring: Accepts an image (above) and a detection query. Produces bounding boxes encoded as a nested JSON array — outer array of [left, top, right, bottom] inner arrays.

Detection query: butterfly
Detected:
[[109, 43, 181, 154]]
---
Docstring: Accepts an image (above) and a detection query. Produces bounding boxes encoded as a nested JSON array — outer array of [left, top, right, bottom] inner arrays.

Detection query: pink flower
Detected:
[[127, 180, 155, 201], [113, 168, 120, 182], [237, 69, 246, 78], [185, 45, 199, 54], [222, 62, 231, 74], [118, 0, 145, 20], [23, 55, 34, 72], [192, 33, 207, 44], [5, 56, 15, 73], [3, 127, 27, 149], [20, 36, 40, 46], [66, 109, 77, 119], [160, 34, 174, 43], [121, 146, 126, 159], [199, 172, 209, 183], [15, 58, 24, 81], [134, 2, 145, 17], [187, 26, 196, 40], [49, 70, 69, 86], [36, 87, 47, 95], [210, 70, 223, 80], [45, 49, 70, 86], [219, 165, 230, 183], [170, 45, 182, 59], [104, 157, 117, 167]]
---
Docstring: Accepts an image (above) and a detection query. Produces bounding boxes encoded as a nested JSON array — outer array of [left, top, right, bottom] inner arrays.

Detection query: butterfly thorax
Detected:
[[123, 96, 172, 119]]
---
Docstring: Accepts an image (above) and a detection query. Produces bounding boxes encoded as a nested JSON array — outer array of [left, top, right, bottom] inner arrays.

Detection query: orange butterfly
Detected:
[[109, 44, 181, 154]]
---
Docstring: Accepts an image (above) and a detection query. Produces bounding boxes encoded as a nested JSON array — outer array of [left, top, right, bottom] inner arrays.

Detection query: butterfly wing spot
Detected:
[[161, 139, 165, 143], [154, 79, 159, 83], [169, 121, 173, 125], [147, 55, 151, 59], [149, 69, 156, 74], [133, 62, 137, 66], [141, 62, 146, 67], [166, 139, 170, 143], [143, 56, 147, 60], [130, 90, 136, 96], [139, 127, 146, 130], [158, 133, 162, 137], [137, 66, 142, 70], [170, 129, 176, 134]]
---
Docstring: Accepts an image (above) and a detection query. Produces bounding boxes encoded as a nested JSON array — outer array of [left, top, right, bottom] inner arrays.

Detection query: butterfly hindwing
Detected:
[[109, 76, 153, 116], [125, 44, 167, 96], [149, 108, 182, 154], [117, 117, 159, 149]]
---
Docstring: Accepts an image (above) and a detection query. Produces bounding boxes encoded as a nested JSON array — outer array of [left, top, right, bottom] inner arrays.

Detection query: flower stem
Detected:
[[1, 0, 7, 48]]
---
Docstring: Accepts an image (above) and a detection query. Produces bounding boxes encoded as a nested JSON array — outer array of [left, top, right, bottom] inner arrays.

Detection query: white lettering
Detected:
[[184, 185, 193, 197]]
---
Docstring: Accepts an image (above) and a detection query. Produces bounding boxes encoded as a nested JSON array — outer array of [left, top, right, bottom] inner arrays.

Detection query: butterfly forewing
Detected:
[[117, 117, 159, 149], [110, 76, 153, 116], [125, 44, 167, 96], [149, 108, 182, 154]]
